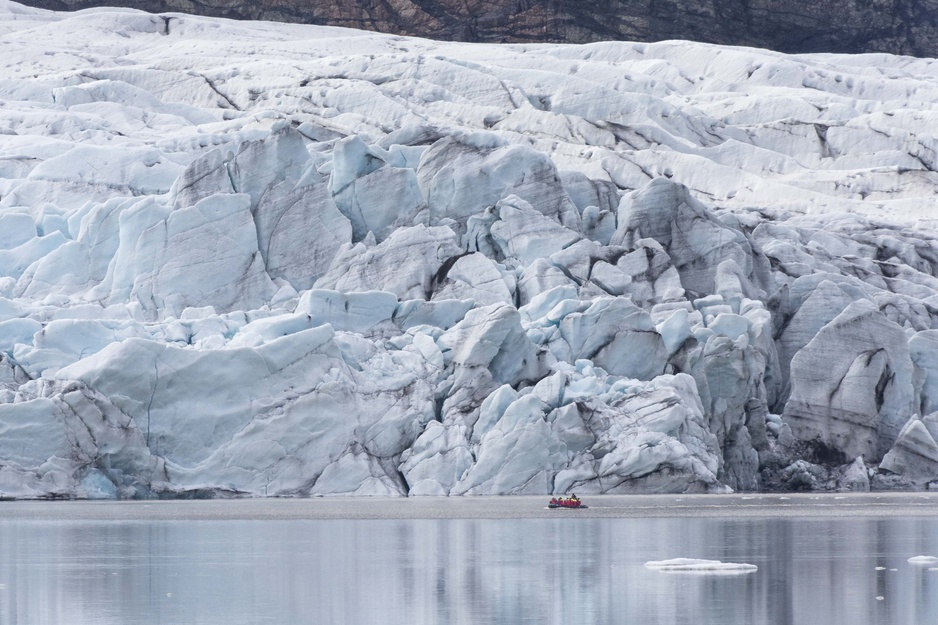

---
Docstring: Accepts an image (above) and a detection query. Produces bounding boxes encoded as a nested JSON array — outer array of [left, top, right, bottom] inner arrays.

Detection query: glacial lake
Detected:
[[1, 496, 938, 625]]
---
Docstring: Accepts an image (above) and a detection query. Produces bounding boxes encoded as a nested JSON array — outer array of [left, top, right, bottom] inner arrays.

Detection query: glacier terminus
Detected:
[[2, 0, 938, 499]]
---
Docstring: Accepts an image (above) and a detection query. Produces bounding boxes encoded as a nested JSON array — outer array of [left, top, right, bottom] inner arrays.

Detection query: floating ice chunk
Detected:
[[645, 558, 758, 573], [908, 556, 938, 565]]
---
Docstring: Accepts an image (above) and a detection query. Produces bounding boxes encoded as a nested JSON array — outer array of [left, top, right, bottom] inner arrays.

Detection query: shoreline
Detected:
[[1, 492, 938, 521]]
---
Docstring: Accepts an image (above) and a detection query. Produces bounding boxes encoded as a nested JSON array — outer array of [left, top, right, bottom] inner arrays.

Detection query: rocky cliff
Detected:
[[19, 0, 938, 56]]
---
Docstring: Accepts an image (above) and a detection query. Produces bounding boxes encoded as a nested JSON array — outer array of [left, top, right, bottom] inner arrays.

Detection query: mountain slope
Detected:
[[18, 0, 938, 56]]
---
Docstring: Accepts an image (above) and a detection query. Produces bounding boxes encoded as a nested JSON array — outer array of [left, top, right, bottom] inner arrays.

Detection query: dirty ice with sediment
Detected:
[[2, 0, 938, 499]]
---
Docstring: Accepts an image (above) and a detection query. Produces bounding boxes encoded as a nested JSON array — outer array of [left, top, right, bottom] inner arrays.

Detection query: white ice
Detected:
[[645, 558, 758, 573], [3, 1, 938, 498], [908, 556, 938, 565]]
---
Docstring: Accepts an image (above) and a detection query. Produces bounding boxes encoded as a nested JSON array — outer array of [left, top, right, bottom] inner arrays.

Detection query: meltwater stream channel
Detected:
[[1, 494, 937, 625]]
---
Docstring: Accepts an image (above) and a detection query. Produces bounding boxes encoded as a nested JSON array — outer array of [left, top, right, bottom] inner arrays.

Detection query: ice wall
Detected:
[[3, 1, 938, 497]]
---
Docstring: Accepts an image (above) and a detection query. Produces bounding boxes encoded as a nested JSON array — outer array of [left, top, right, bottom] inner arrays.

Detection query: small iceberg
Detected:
[[908, 556, 938, 565], [645, 558, 757, 574]]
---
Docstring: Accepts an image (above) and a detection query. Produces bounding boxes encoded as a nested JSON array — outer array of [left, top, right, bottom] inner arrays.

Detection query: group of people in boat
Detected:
[[549, 494, 582, 508]]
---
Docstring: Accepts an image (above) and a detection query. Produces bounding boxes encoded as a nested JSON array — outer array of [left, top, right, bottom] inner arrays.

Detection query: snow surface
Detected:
[[3, 1, 938, 497]]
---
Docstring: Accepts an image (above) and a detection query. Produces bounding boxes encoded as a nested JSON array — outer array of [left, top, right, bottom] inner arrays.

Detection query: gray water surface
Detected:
[[1, 500, 937, 624]]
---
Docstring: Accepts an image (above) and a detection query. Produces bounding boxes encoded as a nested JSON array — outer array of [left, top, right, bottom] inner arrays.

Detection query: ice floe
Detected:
[[645, 558, 758, 573], [908, 555, 938, 565]]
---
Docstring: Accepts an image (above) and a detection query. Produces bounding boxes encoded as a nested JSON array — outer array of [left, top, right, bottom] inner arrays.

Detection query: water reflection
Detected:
[[0, 516, 936, 624]]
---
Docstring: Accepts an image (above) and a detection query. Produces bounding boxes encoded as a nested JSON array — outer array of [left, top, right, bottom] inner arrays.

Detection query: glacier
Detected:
[[3, 1, 938, 498]]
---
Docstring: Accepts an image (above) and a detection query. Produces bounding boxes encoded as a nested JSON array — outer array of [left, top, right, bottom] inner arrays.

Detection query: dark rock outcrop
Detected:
[[20, 0, 938, 56]]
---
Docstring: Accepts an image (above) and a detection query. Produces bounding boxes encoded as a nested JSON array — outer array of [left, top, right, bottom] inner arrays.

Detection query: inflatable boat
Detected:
[[547, 497, 587, 509]]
